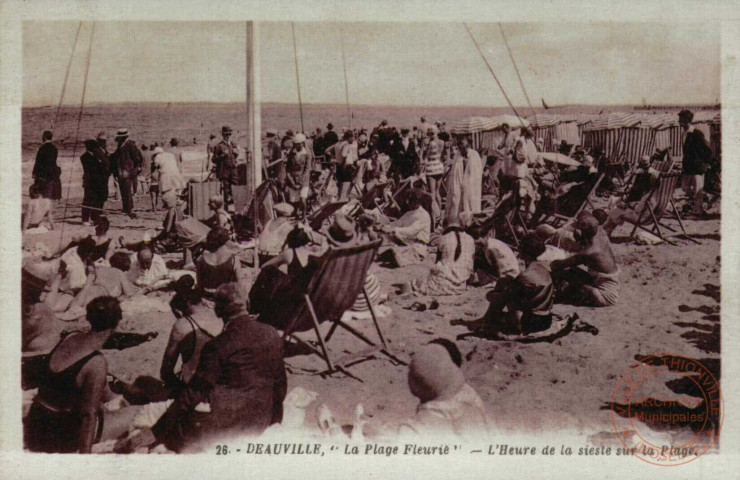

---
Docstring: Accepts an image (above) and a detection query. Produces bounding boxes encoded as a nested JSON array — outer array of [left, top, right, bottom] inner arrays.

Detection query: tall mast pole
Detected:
[[246, 21, 262, 189]]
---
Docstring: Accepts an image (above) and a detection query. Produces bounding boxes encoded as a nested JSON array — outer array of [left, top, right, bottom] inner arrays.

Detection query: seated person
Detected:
[[55, 251, 140, 317], [25, 297, 141, 453], [377, 190, 431, 267], [250, 226, 324, 330], [257, 203, 296, 264], [89, 216, 115, 263], [115, 283, 287, 453], [112, 276, 223, 405], [550, 213, 620, 307], [195, 228, 243, 298], [410, 215, 475, 296], [204, 194, 233, 235], [473, 236, 520, 285], [602, 155, 660, 238], [23, 185, 54, 234], [398, 343, 491, 440], [480, 234, 554, 335], [128, 245, 170, 291], [25, 237, 98, 312]]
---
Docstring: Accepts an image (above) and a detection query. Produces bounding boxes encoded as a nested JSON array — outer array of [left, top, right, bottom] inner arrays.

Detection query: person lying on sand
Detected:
[[550, 213, 620, 307], [25, 297, 141, 453], [128, 245, 171, 292], [55, 252, 140, 319]]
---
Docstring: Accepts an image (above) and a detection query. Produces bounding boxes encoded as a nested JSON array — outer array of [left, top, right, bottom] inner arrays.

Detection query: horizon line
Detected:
[[23, 100, 721, 110]]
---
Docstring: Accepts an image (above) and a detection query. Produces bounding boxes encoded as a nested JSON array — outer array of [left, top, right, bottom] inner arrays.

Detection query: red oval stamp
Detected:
[[610, 354, 723, 466]]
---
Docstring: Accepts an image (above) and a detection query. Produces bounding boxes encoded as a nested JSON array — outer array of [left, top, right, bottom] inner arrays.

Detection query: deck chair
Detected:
[[546, 174, 604, 227], [281, 239, 406, 380], [628, 171, 698, 245]]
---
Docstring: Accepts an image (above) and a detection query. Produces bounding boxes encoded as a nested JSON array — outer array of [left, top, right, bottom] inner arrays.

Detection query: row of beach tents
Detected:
[[449, 111, 721, 166]]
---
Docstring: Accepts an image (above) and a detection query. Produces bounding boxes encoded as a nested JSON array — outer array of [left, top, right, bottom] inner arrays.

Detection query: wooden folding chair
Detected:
[[281, 239, 406, 380], [629, 171, 698, 245], [546, 174, 605, 228]]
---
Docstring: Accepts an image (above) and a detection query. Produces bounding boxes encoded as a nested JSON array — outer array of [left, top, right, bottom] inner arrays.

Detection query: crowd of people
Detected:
[[20, 109, 717, 452]]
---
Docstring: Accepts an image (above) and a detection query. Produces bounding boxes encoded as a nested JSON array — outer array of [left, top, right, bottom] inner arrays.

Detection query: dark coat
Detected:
[[110, 139, 143, 180], [322, 130, 339, 149], [152, 313, 287, 452], [390, 135, 419, 171], [80, 142, 110, 189], [682, 129, 712, 175], [33, 142, 59, 180]]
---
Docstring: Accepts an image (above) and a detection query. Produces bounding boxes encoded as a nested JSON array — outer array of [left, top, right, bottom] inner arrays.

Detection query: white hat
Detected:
[[115, 128, 129, 138], [274, 203, 295, 217], [294, 133, 306, 144], [153, 146, 165, 155]]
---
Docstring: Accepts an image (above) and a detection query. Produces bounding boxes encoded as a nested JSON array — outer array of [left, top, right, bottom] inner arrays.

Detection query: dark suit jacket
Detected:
[[80, 144, 110, 189], [390, 136, 419, 167], [152, 312, 287, 451], [110, 139, 143, 179], [682, 129, 712, 175], [33, 142, 59, 180]]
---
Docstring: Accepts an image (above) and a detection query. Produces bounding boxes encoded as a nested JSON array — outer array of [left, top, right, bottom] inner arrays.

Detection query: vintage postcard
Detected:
[[1, 0, 738, 478]]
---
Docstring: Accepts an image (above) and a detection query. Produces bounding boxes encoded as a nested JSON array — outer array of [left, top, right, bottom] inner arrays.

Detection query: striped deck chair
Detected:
[[282, 239, 406, 380], [546, 173, 605, 228], [628, 171, 697, 245]]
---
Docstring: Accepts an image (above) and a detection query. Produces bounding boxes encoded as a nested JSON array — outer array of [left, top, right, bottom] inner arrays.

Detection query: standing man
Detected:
[[79, 132, 110, 224], [390, 127, 419, 181], [211, 126, 239, 206], [262, 129, 284, 183], [323, 123, 339, 151], [678, 109, 712, 217], [32, 130, 61, 201], [109, 128, 143, 219]]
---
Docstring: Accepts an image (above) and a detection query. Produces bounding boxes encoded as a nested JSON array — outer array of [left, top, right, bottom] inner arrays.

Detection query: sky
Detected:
[[22, 21, 720, 108]]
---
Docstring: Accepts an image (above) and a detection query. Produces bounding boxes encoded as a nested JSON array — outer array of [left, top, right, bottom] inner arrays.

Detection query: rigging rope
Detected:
[[291, 22, 305, 133], [57, 22, 96, 252], [498, 23, 536, 117], [339, 28, 352, 130], [463, 23, 523, 124], [50, 22, 83, 132]]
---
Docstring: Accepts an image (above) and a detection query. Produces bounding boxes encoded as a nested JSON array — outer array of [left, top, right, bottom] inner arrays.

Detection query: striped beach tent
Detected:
[[449, 115, 529, 152], [527, 114, 580, 151], [582, 113, 655, 167]]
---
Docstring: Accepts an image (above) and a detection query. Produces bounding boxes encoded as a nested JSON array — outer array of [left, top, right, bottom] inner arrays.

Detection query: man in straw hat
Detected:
[[211, 125, 239, 206], [110, 128, 144, 219]]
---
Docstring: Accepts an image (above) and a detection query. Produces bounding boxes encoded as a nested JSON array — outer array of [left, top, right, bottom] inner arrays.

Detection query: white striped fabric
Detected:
[[351, 273, 382, 312]]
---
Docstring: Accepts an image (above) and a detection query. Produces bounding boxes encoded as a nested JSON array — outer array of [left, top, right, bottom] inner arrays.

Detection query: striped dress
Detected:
[[424, 139, 445, 177]]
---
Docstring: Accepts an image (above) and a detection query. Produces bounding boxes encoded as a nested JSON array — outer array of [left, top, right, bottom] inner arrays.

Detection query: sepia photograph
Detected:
[[2, 2, 738, 477]]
